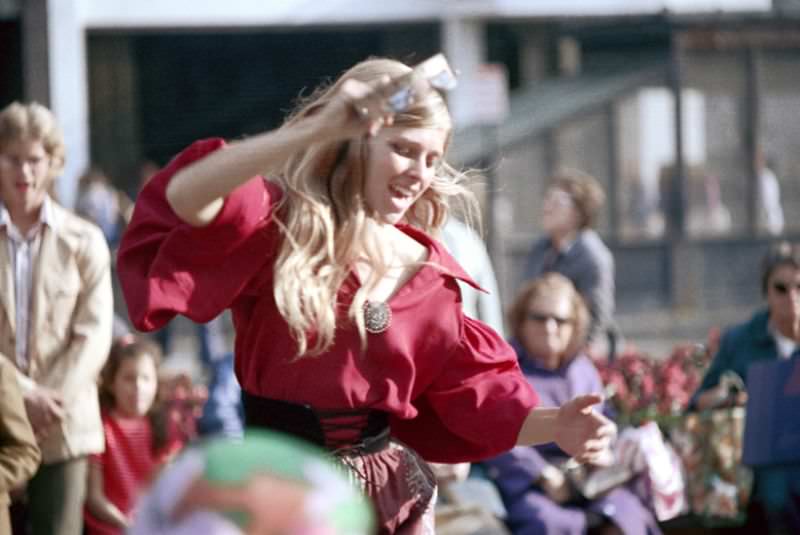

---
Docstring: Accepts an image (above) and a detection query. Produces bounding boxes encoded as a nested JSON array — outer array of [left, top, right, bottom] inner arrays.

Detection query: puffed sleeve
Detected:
[[117, 138, 280, 332], [390, 316, 538, 463]]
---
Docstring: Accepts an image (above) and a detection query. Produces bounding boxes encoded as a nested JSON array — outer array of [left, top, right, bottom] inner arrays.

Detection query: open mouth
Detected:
[[389, 184, 415, 200]]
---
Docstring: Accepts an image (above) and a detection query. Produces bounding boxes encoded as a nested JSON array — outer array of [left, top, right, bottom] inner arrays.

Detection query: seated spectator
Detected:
[[690, 241, 800, 533], [522, 169, 619, 359], [484, 273, 660, 535]]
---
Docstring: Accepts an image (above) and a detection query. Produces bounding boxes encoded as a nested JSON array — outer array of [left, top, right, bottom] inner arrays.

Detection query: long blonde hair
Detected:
[[271, 57, 479, 356]]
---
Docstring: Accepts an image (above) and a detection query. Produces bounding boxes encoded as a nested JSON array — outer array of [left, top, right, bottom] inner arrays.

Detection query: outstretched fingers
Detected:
[[570, 393, 605, 414], [572, 431, 615, 465], [555, 394, 617, 461]]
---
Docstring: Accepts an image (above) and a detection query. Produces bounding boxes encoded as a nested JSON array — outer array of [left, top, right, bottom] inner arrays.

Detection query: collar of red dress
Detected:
[[397, 223, 487, 293]]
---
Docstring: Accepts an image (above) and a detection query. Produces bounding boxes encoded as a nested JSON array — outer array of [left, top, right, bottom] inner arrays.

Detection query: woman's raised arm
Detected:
[[166, 122, 317, 226], [165, 78, 387, 227]]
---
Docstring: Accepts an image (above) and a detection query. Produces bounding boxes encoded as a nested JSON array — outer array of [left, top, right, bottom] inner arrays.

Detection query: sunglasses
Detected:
[[526, 312, 573, 326], [772, 281, 800, 295]]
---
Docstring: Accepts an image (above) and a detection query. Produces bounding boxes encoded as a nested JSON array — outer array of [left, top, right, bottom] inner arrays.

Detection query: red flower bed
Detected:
[[159, 373, 208, 443], [595, 342, 712, 432]]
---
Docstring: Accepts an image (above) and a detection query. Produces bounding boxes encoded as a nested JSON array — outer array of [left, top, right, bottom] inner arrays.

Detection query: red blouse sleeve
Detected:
[[390, 316, 539, 463], [117, 138, 279, 332]]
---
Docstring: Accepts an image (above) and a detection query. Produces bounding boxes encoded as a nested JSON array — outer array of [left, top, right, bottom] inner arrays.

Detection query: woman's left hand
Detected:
[[554, 394, 617, 465]]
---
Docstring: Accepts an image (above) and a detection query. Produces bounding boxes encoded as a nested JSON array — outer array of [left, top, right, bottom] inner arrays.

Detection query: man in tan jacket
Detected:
[[0, 101, 112, 535]]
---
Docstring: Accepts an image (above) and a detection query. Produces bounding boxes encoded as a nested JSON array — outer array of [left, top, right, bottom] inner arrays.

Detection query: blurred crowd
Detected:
[[0, 63, 797, 535]]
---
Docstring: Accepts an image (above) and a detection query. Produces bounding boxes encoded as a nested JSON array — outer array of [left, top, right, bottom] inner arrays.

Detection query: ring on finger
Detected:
[[355, 105, 370, 120]]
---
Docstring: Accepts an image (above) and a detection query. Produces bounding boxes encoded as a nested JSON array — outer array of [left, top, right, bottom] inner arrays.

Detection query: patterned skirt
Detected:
[[242, 391, 437, 534]]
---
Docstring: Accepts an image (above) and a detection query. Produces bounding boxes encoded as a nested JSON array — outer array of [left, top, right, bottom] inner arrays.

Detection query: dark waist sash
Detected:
[[241, 391, 390, 454]]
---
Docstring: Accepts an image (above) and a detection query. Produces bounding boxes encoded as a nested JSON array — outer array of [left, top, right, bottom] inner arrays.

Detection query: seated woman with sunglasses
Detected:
[[690, 241, 800, 533], [483, 273, 661, 535], [116, 56, 615, 534]]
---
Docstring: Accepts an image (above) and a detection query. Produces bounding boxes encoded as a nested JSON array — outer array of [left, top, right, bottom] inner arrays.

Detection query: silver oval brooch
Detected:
[[364, 301, 392, 334]]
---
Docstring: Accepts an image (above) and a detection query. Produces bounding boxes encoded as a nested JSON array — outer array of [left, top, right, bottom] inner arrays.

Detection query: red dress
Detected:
[[117, 138, 537, 464], [84, 412, 182, 535]]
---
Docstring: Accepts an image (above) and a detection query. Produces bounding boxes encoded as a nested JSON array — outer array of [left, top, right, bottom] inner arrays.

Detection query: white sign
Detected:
[[464, 63, 510, 126], [451, 63, 510, 128]]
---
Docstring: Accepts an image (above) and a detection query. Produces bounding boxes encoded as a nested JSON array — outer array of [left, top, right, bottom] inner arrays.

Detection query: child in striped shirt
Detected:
[[84, 335, 183, 534]]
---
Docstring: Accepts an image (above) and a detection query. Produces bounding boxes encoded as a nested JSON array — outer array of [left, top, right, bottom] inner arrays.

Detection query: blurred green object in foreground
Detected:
[[203, 428, 375, 534]]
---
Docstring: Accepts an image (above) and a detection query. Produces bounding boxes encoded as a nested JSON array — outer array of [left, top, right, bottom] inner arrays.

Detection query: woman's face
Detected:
[[363, 126, 447, 225], [541, 186, 581, 236], [111, 354, 159, 418], [519, 291, 575, 370], [0, 138, 52, 216], [766, 264, 800, 335]]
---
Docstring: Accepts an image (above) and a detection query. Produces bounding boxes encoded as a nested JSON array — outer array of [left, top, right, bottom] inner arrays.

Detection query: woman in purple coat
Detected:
[[484, 273, 660, 535]]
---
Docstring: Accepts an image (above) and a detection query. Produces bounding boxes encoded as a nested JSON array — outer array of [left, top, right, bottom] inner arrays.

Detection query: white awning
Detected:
[[77, 0, 773, 29]]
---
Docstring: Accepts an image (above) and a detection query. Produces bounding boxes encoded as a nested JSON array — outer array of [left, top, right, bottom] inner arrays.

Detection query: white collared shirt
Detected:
[[769, 321, 799, 360], [0, 197, 55, 371]]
